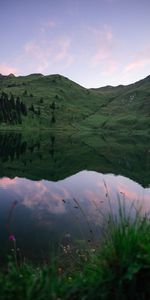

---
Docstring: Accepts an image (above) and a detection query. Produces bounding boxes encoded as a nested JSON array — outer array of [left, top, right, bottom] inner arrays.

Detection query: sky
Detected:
[[0, 0, 150, 88]]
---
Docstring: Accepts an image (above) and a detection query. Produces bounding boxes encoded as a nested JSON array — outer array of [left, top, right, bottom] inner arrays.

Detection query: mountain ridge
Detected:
[[1, 72, 150, 89]]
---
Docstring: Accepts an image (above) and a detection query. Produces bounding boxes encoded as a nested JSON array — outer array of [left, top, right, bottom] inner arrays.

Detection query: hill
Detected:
[[0, 73, 149, 131]]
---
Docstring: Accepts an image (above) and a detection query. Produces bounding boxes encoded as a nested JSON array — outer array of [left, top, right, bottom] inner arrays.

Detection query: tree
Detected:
[[0, 92, 27, 125], [10, 94, 15, 109], [20, 101, 27, 116]]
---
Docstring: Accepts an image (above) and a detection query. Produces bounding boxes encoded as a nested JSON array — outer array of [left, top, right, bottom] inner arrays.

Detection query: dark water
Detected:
[[0, 131, 150, 262]]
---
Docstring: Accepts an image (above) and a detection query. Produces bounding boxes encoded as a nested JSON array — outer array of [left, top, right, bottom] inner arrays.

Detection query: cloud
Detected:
[[91, 47, 110, 67], [105, 27, 113, 42], [89, 25, 118, 74], [88, 27, 150, 80], [102, 59, 117, 75], [124, 45, 150, 73], [125, 58, 150, 72], [54, 37, 75, 69], [54, 38, 71, 62], [22, 36, 75, 73], [0, 64, 19, 75], [23, 41, 50, 73], [40, 20, 57, 34]]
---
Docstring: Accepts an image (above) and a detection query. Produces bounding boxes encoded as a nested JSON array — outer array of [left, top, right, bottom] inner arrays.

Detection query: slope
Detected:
[[0, 73, 149, 131]]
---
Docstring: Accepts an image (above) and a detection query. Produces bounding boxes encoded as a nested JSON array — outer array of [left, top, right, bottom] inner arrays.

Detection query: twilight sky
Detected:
[[0, 0, 150, 88]]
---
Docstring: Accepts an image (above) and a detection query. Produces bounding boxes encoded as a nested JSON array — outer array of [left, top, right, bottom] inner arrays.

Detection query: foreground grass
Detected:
[[1, 210, 150, 300]]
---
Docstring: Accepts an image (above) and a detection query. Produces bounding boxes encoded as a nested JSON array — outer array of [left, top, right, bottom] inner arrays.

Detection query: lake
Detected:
[[0, 131, 150, 263]]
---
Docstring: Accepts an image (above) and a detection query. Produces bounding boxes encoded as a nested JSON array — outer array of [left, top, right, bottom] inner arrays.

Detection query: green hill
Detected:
[[0, 73, 149, 131]]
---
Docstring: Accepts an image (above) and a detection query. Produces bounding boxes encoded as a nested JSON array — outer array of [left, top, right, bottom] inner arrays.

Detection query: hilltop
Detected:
[[0, 73, 149, 131]]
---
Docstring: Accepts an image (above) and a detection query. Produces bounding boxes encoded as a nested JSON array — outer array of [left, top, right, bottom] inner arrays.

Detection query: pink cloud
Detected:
[[54, 38, 71, 62], [23, 36, 75, 73], [124, 45, 150, 73], [91, 47, 110, 66], [89, 26, 117, 73], [0, 64, 18, 75], [125, 58, 150, 72], [105, 27, 113, 42], [88, 25, 113, 42], [24, 41, 38, 55], [54, 38, 75, 70], [24, 41, 50, 72], [102, 59, 118, 75], [40, 20, 56, 33]]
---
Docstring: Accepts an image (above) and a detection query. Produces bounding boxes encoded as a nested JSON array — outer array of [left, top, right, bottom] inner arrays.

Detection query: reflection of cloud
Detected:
[[0, 171, 150, 220], [0, 177, 67, 214], [117, 177, 143, 200], [83, 190, 106, 223], [22, 181, 67, 215], [0, 177, 18, 189], [0, 172, 149, 252]]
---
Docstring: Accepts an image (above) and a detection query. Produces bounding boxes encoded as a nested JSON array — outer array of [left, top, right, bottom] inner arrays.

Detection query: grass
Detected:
[[0, 73, 149, 132], [1, 204, 150, 299]]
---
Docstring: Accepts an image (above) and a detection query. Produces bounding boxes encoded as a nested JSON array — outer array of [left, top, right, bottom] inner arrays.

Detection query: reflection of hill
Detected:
[[0, 132, 149, 187], [0, 132, 27, 161]]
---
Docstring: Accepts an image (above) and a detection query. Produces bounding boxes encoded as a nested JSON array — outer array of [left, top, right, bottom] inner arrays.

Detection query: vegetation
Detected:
[[0, 73, 149, 131], [0, 73, 149, 299], [0, 91, 27, 124], [1, 206, 150, 299], [0, 131, 149, 186]]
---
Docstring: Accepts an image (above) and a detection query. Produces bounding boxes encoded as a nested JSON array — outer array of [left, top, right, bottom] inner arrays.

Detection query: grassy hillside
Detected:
[[0, 73, 149, 131]]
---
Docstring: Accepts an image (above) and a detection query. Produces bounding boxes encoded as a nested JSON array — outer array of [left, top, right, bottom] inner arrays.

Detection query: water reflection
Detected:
[[0, 171, 150, 261], [0, 131, 149, 186], [0, 132, 27, 161]]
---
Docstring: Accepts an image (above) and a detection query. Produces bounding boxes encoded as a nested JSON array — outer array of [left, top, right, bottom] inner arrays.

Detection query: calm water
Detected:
[[0, 131, 149, 262]]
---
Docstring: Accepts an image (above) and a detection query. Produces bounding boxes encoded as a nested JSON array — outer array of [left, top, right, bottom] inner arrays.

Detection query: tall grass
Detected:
[[1, 201, 150, 299]]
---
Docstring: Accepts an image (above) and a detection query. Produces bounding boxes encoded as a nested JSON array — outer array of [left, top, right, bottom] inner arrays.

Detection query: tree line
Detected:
[[0, 92, 27, 124]]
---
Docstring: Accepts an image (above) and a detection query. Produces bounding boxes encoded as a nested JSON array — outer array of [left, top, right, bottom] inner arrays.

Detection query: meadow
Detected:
[[0, 73, 149, 133]]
